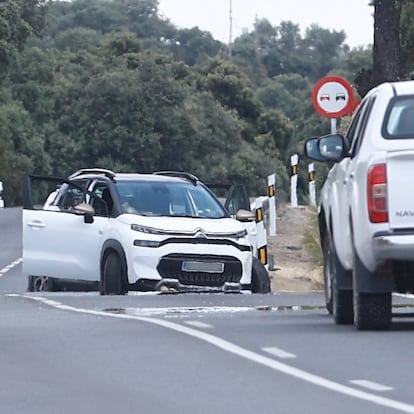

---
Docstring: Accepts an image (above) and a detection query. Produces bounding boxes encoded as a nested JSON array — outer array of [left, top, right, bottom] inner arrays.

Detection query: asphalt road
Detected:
[[2, 207, 414, 414]]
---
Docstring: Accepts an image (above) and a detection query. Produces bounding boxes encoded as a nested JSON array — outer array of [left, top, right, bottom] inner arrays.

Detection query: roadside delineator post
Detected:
[[267, 173, 277, 236], [0, 181, 4, 209], [290, 153, 298, 208], [255, 197, 268, 268], [308, 163, 316, 207]]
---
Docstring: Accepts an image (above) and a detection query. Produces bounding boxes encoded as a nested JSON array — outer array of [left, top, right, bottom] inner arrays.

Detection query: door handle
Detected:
[[27, 220, 46, 229], [344, 172, 355, 184]]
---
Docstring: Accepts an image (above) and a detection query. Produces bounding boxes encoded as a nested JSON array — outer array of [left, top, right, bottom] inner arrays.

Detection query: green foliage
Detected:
[[0, 0, 46, 77], [198, 59, 262, 124], [400, 0, 414, 77], [0, 101, 50, 204], [0, 0, 409, 207]]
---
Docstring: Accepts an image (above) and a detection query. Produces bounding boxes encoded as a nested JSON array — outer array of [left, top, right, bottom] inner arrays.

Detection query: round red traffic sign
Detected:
[[312, 76, 355, 118]]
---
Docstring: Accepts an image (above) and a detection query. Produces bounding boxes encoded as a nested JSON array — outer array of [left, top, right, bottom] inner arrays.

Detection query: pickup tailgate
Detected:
[[387, 151, 414, 229]]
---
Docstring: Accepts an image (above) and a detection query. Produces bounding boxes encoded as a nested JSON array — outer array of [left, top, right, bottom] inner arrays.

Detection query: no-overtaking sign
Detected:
[[312, 76, 355, 118]]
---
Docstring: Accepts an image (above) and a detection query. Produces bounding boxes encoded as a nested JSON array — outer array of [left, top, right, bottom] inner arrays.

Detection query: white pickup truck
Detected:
[[305, 80, 414, 330]]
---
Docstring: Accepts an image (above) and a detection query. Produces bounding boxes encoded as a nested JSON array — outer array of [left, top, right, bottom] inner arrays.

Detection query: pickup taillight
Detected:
[[367, 163, 388, 223]]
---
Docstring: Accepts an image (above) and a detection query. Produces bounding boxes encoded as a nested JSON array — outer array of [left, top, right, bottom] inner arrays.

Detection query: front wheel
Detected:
[[251, 257, 271, 293], [101, 252, 128, 295], [27, 275, 55, 292]]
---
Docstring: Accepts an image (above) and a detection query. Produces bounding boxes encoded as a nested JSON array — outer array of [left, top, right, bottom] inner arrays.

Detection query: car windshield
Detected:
[[116, 180, 228, 218]]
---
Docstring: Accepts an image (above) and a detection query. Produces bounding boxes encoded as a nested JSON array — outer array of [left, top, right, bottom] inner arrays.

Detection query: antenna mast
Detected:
[[228, 0, 233, 59]]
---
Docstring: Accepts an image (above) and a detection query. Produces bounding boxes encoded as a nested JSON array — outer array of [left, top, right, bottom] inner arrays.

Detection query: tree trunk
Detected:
[[355, 0, 401, 98], [373, 0, 401, 84]]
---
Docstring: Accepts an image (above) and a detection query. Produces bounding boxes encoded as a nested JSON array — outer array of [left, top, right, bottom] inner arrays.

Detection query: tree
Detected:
[[372, 0, 401, 84], [169, 27, 221, 65], [399, 0, 414, 77], [0, 0, 46, 76], [257, 109, 295, 164], [198, 59, 262, 126], [0, 102, 51, 204], [355, 0, 401, 96]]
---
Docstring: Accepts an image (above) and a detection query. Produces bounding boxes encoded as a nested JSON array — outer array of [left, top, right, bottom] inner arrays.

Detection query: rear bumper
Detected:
[[373, 233, 414, 261]]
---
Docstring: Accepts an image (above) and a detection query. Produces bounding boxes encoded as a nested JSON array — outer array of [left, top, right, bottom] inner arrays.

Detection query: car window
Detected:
[[116, 180, 228, 218], [89, 181, 113, 217], [383, 96, 414, 138], [348, 95, 376, 157], [53, 180, 88, 211], [226, 185, 250, 215]]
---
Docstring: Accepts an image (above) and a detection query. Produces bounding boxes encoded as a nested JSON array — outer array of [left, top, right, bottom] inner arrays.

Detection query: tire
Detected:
[[251, 257, 271, 293], [323, 234, 353, 324], [101, 252, 127, 295], [353, 248, 392, 330], [28, 275, 55, 292], [332, 275, 353, 325], [322, 237, 333, 314], [354, 292, 392, 330]]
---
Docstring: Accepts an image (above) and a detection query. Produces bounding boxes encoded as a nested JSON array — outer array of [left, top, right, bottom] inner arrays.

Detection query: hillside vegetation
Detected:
[[1, 0, 410, 205]]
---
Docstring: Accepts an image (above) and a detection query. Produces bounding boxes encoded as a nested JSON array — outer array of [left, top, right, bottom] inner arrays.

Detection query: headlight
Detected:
[[131, 224, 164, 235], [229, 229, 248, 239], [133, 239, 160, 248]]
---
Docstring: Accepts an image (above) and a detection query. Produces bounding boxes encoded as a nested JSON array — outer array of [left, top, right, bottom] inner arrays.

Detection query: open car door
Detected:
[[22, 175, 109, 288], [205, 183, 251, 215], [206, 182, 257, 254]]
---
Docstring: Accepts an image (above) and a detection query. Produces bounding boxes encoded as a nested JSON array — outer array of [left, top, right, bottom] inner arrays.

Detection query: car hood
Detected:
[[117, 213, 246, 236]]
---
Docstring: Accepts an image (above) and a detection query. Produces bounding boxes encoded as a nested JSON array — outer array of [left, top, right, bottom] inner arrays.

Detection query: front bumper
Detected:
[[126, 238, 252, 286], [155, 279, 242, 293]]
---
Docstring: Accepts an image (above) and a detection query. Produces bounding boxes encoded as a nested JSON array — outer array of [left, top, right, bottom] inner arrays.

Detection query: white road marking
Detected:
[[0, 258, 22, 277], [125, 306, 251, 317], [185, 321, 213, 329], [262, 346, 296, 359], [11, 294, 414, 414], [350, 380, 394, 392]]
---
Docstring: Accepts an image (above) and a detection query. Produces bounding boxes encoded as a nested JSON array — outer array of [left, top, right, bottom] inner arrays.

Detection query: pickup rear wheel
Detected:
[[251, 257, 271, 293], [101, 251, 128, 295], [353, 249, 392, 330], [354, 292, 392, 330], [323, 234, 353, 324]]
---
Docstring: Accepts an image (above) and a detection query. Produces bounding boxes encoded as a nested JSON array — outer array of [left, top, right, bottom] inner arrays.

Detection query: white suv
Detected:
[[23, 169, 270, 294], [305, 80, 414, 330]]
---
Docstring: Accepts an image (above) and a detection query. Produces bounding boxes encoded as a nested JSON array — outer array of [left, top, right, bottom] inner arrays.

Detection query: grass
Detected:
[[301, 207, 323, 266]]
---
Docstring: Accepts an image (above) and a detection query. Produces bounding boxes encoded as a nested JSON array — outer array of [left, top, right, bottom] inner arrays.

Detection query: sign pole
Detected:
[[331, 118, 337, 134]]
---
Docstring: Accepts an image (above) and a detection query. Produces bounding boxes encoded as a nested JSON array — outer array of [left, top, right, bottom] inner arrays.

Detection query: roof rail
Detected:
[[153, 171, 199, 185], [68, 168, 116, 180]]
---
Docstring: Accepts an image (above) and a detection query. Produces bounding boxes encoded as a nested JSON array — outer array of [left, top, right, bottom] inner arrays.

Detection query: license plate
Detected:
[[181, 261, 224, 273]]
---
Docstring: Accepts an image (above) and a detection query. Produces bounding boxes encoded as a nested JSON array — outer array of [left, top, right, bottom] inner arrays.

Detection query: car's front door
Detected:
[[22, 176, 109, 282]]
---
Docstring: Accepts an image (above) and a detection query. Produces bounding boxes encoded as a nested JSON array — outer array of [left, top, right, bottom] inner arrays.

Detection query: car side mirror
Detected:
[[73, 202, 95, 223], [318, 134, 349, 162], [304, 137, 326, 162], [236, 209, 256, 222], [304, 134, 349, 162]]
